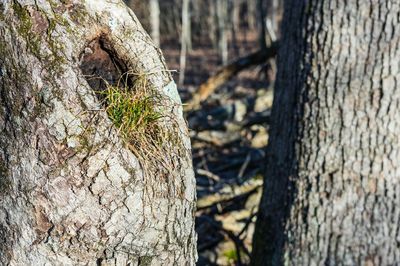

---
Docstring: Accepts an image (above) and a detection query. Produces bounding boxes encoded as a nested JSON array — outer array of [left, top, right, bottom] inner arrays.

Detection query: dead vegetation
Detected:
[[79, 36, 185, 177], [96, 72, 185, 176]]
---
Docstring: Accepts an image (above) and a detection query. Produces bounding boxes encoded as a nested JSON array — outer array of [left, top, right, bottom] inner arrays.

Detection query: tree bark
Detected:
[[232, 0, 241, 32], [268, 0, 279, 36], [208, 0, 218, 49], [229, 0, 240, 56], [247, 0, 256, 30], [257, 0, 266, 49], [179, 0, 191, 86], [0, 1, 196, 265], [252, 1, 400, 265], [217, 0, 228, 65], [149, 0, 160, 47]]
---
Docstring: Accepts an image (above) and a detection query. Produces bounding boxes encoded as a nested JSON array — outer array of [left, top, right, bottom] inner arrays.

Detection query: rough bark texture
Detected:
[[0, 1, 196, 265], [252, 1, 400, 265]]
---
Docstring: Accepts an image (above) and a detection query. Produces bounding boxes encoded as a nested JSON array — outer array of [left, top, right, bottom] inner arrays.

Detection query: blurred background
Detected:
[[125, 1, 283, 264]]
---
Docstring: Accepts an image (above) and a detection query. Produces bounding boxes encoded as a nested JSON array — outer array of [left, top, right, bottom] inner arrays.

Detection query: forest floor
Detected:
[[161, 31, 274, 265]]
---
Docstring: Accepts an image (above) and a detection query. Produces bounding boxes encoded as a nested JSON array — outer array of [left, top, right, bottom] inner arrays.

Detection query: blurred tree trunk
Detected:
[[232, 0, 241, 31], [257, 0, 266, 48], [182, 0, 192, 50], [149, 0, 160, 46], [179, 0, 191, 85], [208, 0, 218, 49], [247, 0, 256, 29], [252, 0, 400, 265], [230, 0, 240, 56], [0, 1, 196, 265], [269, 0, 279, 35], [217, 0, 228, 65], [192, 0, 200, 32]]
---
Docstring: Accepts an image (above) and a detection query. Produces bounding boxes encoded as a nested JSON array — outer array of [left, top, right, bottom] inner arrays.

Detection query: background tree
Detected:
[[179, 0, 191, 85], [149, 0, 160, 46], [252, 0, 400, 265], [216, 0, 228, 65], [0, 0, 196, 264]]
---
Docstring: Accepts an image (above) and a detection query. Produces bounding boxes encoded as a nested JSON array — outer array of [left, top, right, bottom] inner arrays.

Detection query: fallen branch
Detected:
[[187, 42, 279, 109], [197, 178, 263, 209]]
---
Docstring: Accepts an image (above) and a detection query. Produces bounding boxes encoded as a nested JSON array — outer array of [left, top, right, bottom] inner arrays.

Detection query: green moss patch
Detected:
[[100, 75, 163, 140], [12, 2, 67, 74], [12, 2, 41, 56]]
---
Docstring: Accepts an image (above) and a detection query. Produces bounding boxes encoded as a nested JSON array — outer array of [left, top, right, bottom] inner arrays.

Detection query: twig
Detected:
[[238, 153, 251, 180], [197, 169, 221, 182], [197, 178, 262, 209]]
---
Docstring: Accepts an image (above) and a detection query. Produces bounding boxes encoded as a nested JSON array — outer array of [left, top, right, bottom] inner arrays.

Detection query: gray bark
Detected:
[[247, 0, 256, 29], [149, 0, 160, 47], [252, 0, 400, 265], [0, 0, 197, 265], [232, 0, 240, 31], [217, 0, 228, 65], [179, 0, 191, 85], [208, 0, 218, 49], [230, 0, 240, 56], [192, 0, 200, 29], [269, 0, 279, 35]]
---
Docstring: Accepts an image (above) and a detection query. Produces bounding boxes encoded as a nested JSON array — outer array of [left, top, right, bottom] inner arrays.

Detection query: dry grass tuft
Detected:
[[97, 72, 185, 176]]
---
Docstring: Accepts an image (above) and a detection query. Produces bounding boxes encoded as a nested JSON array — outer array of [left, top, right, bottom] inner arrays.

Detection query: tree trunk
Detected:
[[217, 0, 228, 65], [247, 0, 256, 29], [149, 0, 160, 47], [208, 0, 218, 49], [252, 1, 400, 265], [179, 0, 191, 85], [257, 0, 266, 49], [232, 0, 241, 31], [269, 0, 279, 35], [230, 0, 240, 56], [0, 1, 197, 265]]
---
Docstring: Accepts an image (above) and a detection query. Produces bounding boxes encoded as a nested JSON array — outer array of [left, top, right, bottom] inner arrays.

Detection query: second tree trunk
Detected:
[[252, 1, 400, 265]]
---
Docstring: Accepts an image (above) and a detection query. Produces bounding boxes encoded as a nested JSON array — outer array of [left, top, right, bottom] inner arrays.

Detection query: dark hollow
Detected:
[[79, 35, 129, 93]]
